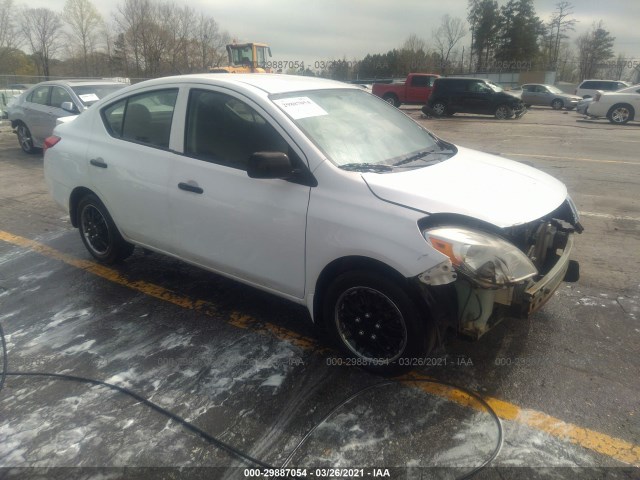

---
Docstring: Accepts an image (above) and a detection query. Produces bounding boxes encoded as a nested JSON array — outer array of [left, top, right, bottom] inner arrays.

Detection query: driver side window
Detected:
[[184, 89, 290, 170]]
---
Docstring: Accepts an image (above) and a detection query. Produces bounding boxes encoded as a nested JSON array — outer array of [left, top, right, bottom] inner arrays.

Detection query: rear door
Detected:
[[86, 87, 179, 251], [23, 86, 51, 144]]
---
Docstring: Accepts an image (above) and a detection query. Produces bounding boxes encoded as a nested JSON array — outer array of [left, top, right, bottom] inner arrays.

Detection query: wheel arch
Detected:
[[312, 255, 429, 328], [69, 186, 99, 227]]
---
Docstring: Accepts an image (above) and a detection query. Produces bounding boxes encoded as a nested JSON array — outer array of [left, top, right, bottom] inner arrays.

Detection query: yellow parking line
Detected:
[[502, 152, 640, 166], [1, 229, 638, 466]]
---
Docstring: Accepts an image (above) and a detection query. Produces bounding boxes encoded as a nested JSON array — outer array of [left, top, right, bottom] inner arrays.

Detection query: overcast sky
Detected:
[[20, 0, 640, 63]]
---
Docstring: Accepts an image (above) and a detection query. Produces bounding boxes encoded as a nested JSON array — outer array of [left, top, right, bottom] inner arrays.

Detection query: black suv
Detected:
[[423, 77, 526, 119]]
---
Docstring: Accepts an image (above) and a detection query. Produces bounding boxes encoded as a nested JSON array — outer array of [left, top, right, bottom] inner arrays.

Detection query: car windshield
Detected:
[[271, 89, 441, 169], [547, 85, 564, 94], [71, 84, 127, 106], [488, 82, 504, 92]]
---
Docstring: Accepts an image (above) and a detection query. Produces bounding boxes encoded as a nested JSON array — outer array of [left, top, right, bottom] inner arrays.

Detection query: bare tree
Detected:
[[433, 14, 467, 74], [195, 13, 228, 71], [63, 0, 104, 76], [548, 1, 577, 69], [19, 8, 63, 78], [400, 34, 429, 72], [576, 21, 615, 80]]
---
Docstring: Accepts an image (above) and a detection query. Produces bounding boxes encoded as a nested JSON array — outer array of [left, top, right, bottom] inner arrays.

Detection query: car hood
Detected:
[[362, 146, 567, 228]]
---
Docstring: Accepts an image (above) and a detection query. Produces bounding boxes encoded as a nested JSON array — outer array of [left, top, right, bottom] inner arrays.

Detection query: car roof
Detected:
[[32, 80, 128, 88], [129, 74, 356, 95], [607, 85, 640, 94]]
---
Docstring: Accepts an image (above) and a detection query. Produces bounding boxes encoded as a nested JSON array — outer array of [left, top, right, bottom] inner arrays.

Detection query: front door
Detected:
[[169, 88, 310, 298]]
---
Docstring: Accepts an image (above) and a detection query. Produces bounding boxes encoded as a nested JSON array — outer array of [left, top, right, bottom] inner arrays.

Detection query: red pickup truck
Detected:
[[372, 73, 439, 107]]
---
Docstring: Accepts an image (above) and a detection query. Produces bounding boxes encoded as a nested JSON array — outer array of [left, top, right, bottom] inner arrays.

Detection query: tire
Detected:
[[16, 123, 38, 154], [495, 104, 513, 120], [607, 104, 634, 125], [551, 99, 564, 110], [383, 94, 399, 107], [323, 270, 435, 375], [431, 101, 447, 116], [77, 194, 134, 264]]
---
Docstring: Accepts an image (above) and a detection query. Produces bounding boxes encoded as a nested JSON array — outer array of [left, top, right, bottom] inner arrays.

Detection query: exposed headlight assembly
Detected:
[[424, 227, 537, 288]]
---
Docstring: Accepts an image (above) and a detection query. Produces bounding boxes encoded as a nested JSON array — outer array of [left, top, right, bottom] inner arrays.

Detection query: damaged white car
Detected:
[[43, 74, 582, 374]]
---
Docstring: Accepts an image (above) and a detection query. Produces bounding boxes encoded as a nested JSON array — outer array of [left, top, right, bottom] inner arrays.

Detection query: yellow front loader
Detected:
[[210, 42, 272, 73]]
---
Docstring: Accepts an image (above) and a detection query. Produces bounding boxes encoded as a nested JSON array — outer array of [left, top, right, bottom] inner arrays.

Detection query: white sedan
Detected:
[[44, 74, 582, 374], [586, 84, 640, 124]]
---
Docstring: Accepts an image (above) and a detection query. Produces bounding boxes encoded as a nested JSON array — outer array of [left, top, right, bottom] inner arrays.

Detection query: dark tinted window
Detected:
[[185, 89, 289, 170], [410, 76, 433, 87], [436, 79, 467, 92], [581, 81, 597, 89]]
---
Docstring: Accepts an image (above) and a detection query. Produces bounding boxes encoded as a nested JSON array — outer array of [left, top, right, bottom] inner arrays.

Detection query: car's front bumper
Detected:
[[522, 233, 574, 315]]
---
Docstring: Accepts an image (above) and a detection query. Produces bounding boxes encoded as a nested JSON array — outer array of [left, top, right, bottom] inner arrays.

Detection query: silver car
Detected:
[[8, 80, 127, 154], [520, 84, 582, 110]]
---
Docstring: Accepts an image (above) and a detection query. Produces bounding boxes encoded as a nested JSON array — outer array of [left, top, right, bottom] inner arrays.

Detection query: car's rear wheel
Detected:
[[495, 104, 513, 120], [607, 104, 634, 125], [16, 123, 37, 154], [383, 94, 399, 107], [431, 101, 447, 116], [323, 270, 434, 375], [78, 194, 134, 264], [551, 99, 564, 110]]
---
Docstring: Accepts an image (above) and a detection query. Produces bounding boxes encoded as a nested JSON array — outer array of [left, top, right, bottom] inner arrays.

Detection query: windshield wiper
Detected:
[[393, 149, 453, 167], [340, 163, 394, 172]]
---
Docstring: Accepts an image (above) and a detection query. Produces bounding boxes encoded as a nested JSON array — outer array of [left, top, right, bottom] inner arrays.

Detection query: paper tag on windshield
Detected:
[[78, 93, 100, 102], [273, 97, 328, 119]]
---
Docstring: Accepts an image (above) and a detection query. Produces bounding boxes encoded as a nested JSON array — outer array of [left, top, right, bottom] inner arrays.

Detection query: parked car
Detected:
[[575, 79, 631, 99], [6, 83, 35, 90], [586, 84, 640, 124], [8, 80, 128, 153], [423, 77, 526, 119], [372, 73, 439, 107], [44, 74, 582, 374], [0, 89, 22, 119], [520, 83, 581, 110]]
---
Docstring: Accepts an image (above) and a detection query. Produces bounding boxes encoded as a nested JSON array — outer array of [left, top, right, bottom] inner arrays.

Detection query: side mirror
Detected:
[[61, 101, 78, 113], [247, 152, 293, 179]]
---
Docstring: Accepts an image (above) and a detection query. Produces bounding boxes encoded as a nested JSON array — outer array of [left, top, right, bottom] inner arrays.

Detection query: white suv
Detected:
[[575, 79, 631, 99]]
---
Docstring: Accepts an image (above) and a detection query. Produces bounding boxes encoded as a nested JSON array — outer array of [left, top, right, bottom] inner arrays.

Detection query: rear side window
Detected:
[[101, 89, 178, 149], [581, 81, 596, 89], [28, 86, 50, 105]]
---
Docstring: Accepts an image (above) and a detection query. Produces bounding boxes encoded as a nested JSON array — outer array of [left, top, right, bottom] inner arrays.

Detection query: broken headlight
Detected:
[[423, 227, 537, 288]]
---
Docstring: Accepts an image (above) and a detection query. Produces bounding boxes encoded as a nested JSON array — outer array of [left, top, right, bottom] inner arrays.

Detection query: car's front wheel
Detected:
[[16, 123, 37, 154], [78, 194, 134, 264], [551, 99, 564, 110], [607, 104, 634, 125], [323, 270, 434, 375], [495, 104, 513, 119]]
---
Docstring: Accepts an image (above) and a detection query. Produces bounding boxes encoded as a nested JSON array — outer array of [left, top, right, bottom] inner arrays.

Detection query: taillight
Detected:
[[43, 135, 61, 153]]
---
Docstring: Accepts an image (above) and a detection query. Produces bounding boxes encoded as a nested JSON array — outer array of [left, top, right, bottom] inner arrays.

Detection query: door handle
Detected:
[[178, 182, 203, 194], [90, 158, 108, 168]]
